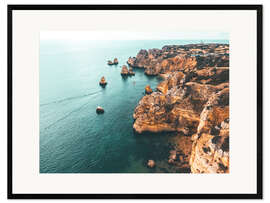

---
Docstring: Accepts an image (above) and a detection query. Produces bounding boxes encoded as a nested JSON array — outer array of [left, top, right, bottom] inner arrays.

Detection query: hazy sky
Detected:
[[40, 31, 229, 41]]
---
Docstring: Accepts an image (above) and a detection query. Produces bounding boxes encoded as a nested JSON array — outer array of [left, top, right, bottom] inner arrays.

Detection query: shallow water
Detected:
[[40, 39, 228, 173]]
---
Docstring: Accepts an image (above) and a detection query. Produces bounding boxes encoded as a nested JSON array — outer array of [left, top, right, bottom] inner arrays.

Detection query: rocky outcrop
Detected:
[[147, 160, 155, 168], [107, 60, 113, 65], [133, 72, 227, 134], [128, 67, 135, 75], [189, 88, 229, 173], [145, 85, 153, 94], [127, 44, 229, 76], [113, 58, 119, 65], [127, 57, 136, 67], [132, 43, 229, 173], [99, 76, 107, 87], [121, 65, 129, 76], [108, 58, 119, 65], [121, 65, 135, 76]]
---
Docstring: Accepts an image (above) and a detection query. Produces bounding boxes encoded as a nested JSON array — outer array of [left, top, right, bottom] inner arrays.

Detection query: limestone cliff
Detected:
[[130, 43, 229, 173]]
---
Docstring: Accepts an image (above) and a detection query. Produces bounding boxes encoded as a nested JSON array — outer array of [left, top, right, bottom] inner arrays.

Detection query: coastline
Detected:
[[40, 40, 229, 173], [129, 43, 229, 173]]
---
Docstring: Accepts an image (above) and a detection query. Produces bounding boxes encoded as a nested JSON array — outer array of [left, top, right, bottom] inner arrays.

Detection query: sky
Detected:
[[40, 31, 229, 41]]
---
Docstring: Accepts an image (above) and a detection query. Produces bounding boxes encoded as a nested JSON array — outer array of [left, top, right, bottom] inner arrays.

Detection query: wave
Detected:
[[40, 90, 102, 107]]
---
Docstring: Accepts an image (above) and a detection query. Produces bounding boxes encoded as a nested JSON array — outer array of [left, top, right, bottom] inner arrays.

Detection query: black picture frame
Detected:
[[7, 4, 263, 199]]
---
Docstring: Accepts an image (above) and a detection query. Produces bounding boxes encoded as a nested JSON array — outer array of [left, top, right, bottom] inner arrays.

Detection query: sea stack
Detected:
[[127, 57, 136, 66], [108, 58, 119, 65], [113, 58, 119, 65], [145, 85, 153, 94], [121, 65, 129, 76], [96, 106, 105, 114], [147, 160, 155, 168], [121, 65, 135, 76], [107, 60, 113, 65], [128, 67, 135, 76], [99, 76, 107, 87]]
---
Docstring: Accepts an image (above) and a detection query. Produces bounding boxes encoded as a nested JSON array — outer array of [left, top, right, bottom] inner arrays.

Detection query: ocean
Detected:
[[40, 39, 229, 173]]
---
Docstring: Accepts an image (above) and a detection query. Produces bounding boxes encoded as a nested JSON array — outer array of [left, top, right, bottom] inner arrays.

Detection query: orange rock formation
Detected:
[[130, 43, 229, 173]]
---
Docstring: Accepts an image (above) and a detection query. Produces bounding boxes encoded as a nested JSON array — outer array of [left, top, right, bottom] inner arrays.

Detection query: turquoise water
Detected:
[[40, 39, 229, 173]]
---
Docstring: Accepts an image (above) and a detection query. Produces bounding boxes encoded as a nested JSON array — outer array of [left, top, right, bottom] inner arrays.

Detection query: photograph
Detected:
[[7, 4, 262, 199], [39, 31, 230, 174]]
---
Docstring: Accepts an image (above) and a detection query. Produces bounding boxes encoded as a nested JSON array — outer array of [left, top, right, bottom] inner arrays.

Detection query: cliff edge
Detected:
[[130, 43, 229, 173]]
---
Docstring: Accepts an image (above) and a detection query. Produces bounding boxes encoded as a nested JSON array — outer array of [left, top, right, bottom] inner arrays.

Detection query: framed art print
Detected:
[[8, 4, 263, 199]]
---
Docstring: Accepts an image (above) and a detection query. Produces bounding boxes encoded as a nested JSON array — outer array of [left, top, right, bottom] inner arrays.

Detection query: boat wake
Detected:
[[42, 90, 102, 130], [44, 99, 92, 130], [40, 90, 102, 107]]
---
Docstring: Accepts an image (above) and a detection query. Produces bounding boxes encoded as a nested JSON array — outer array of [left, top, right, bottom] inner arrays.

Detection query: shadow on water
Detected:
[[128, 131, 173, 172], [129, 130, 192, 173], [121, 75, 129, 82]]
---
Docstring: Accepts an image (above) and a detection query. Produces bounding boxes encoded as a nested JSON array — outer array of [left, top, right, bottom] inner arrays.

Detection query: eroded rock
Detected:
[[121, 65, 129, 76], [107, 60, 113, 65], [147, 160, 155, 168], [108, 58, 119, 65], [145, 85, 153, 94], [131, 43, 229, 173], [113, 58, 119, 65], [189, 88, 229, 173], [99, 76, 107, 87]]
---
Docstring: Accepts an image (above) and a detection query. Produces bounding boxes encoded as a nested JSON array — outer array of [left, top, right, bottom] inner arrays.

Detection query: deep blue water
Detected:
[[40, 39, 229, 173]]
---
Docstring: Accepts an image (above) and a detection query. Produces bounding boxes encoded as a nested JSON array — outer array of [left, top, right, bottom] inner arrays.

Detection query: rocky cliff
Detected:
[[130, 43, 229, 173]]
